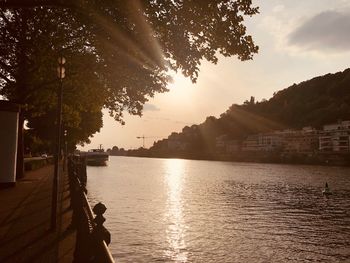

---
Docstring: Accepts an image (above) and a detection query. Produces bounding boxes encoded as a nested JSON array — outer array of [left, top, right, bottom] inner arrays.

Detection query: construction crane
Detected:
[[136, 135, 161, 148]]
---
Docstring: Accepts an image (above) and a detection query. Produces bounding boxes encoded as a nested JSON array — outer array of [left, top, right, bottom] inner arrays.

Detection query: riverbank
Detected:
[[0, 165, 75, 262], [114, 151, 350, 166]]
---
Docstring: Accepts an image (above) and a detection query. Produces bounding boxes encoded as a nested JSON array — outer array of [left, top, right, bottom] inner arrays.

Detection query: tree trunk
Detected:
[[14, 10, 28, 180]]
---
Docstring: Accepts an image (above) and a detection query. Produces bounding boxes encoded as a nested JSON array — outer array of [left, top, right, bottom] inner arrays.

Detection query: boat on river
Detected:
[[84, 146, 109, 166]]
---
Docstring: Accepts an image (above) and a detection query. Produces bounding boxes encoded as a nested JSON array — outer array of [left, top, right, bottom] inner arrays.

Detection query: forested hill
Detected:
[[242, 68, 350, 129], [148, 68, 350, 155]]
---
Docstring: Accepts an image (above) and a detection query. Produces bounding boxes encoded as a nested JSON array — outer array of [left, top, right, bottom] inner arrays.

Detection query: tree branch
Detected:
[[0, 10, 10, 24], [0, 59, 13, 74], [0, 71, 13, 83]]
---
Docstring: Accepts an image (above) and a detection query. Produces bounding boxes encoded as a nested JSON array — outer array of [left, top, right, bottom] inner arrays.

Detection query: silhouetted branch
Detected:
[[0, 59, 13, 74], [0, 10, 10, 24], [0, 71, 13, 83]]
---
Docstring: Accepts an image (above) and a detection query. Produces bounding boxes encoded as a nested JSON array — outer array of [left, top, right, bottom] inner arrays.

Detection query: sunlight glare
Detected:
[[163, 159, 188, 262], [167, 72, 195, 105]]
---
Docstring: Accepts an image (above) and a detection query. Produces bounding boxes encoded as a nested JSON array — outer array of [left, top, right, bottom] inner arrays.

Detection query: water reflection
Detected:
[[163, 159, 188, 262], [87, 157, 350, 262]]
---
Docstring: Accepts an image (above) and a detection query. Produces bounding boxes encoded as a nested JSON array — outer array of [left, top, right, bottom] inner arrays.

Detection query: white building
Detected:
[[283, 127, 319, 153], [242, 132, 283, 152], [319, 121, 350, 152]]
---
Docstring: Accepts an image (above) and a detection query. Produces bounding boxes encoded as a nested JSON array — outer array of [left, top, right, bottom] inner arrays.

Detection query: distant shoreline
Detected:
[[109, 152, 350, 167]]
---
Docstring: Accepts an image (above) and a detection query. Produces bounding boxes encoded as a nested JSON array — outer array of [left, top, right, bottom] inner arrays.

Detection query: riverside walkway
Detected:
[[0, 165, 75, 262]]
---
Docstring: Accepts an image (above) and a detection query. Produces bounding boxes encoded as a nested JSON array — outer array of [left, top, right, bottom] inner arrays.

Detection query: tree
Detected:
[[0, 1, 259, 147], [0, 8, 107, 154]]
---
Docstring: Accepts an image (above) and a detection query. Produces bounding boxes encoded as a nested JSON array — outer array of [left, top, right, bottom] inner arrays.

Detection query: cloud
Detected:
[[272, 4, 284, 13], [143, 103, 160, 111], [288, 10, 350, 52]]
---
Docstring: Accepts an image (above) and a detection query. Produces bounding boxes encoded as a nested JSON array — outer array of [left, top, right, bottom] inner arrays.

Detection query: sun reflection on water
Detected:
[[164, 159, 188, 262]]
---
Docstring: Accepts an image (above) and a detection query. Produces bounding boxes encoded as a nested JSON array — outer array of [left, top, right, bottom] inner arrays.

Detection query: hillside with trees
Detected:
[[243, 68, 350, 129], [139, 68, 350, 159]]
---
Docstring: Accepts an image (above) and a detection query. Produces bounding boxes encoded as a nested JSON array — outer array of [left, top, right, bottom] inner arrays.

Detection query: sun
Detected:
[[167, 72, 195, 104]]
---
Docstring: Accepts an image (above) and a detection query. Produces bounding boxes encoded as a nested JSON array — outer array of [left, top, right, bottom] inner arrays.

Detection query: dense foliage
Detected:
[[248, 69, 350, 128], [0, 1, 259, 153]]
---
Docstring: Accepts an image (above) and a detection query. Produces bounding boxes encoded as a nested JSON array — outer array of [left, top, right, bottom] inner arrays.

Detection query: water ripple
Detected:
[[87, 157, 350, 262]]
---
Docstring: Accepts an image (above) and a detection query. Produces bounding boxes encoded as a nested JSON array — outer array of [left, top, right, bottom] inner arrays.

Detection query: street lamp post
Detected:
[[63, 129, 67, 172], [50, 56, 66, 230]]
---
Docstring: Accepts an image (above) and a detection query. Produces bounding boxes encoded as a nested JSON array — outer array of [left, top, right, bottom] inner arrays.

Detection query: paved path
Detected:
[[0, 165, 76, 263]]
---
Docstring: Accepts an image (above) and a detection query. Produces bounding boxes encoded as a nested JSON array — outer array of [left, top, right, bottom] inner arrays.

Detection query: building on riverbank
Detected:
[[283, 127, 319, 154], [241, 132, 284, 152], [319, 120, 350, 152], [223, 122, 349, 155], [145, 120, 350, 166], [215, 135, 241, 153]]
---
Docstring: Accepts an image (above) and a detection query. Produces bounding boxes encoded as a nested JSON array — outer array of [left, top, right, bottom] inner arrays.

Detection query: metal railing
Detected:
[[68, 156, 115, 263]]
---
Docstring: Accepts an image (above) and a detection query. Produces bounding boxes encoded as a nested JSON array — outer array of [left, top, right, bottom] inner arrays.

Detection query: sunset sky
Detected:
[[82, 0, 350, 150]]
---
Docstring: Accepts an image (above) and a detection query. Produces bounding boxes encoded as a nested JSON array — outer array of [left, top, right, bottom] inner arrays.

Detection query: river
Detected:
[[86, 156, 350, 263]]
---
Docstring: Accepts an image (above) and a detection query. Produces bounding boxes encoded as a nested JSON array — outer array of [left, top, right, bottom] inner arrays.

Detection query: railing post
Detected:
[[70, 157, 91, 262], [91, 202, 112, 262], [79, 156, 87, 186], [92, 202, 111, 245], [68, 157, 78, 226]]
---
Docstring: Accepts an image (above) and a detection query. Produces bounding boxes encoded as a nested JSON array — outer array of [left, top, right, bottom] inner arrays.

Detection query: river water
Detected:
[[86, 156, 350, 263]]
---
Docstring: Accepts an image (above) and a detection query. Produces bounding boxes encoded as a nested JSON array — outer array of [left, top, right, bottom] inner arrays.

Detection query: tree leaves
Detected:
[[0, 1, 259, 148]]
